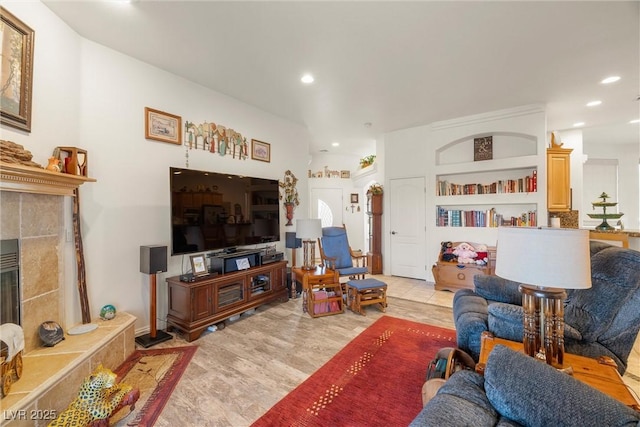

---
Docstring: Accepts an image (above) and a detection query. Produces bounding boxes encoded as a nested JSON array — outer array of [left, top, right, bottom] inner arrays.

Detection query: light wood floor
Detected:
[[135, 275, 639, 427]]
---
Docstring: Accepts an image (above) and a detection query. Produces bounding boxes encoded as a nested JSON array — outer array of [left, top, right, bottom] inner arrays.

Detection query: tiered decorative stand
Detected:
[[588, 192, 623, 231]]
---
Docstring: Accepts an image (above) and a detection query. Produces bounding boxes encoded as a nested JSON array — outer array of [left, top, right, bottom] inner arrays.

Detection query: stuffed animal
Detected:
[[453, 242, 477, 264], [474, 244, 489, 266], [440, 241, 456, 262]]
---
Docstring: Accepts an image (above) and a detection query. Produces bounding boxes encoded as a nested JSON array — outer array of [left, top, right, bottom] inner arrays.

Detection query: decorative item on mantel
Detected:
[[588, 192, 623, 231], [279, 170, 299, 226], [53, 146, 88, 176], [0, 140, 42, 168]]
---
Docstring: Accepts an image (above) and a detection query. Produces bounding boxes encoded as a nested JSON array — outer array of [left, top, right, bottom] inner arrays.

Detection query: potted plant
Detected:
[[359, 155, 376, 169], [368, 183, 383, 195], [278, 170, 300, 226]]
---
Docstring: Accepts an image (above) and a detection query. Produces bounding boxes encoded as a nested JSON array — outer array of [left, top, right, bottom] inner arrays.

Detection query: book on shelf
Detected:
[[436, 207, 536, 228], [436, 170, 537, 196]]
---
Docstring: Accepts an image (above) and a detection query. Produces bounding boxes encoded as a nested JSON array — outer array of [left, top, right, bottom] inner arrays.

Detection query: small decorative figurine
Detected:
[[48, 365, 140, 426], [99, 304, 117, 321]]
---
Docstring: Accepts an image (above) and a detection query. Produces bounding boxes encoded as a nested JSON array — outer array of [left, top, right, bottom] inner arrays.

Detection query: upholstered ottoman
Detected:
[[345, 278, 387, 315]]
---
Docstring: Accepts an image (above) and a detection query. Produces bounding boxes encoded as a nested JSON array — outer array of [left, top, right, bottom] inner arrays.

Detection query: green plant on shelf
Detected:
[[359, 155, 376, 169]]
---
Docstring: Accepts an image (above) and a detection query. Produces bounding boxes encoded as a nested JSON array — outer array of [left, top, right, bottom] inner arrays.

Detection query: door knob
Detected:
[[391, 231, 397, 235]]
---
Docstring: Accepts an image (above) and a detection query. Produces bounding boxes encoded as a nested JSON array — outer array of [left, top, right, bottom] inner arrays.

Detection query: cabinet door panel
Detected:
[[192, 285, 212, 320]]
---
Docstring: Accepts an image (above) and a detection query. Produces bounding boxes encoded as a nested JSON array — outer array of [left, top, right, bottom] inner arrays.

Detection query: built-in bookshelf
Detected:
[[436, 170, 537, 196], [436, 206, 537, 227]]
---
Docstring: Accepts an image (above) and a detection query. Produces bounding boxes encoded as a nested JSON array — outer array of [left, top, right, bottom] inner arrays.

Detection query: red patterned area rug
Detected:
[[110, 345, 197, 426], [252, 316, 456, 427]]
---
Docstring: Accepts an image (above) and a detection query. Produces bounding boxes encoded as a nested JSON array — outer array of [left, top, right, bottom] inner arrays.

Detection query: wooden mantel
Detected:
[[0, 161, 96, 196]]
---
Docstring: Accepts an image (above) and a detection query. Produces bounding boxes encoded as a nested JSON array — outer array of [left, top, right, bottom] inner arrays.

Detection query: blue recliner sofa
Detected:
[[410, 345, 640, 427], [453, 241, 640, 374]]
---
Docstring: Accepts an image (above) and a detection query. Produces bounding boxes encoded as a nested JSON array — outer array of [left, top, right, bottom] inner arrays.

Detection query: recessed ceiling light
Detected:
[[573, 122, 585, 127], [586, 100, 602, 107], [301, 74, 314, 84], [601, 76, 620, 84], [630, 119, 640, 124], [331, 142, 340, 147]]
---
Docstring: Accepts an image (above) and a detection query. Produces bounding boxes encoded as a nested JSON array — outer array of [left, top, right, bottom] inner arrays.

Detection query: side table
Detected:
[[477, 331, 640, 410], [292, 266, 343, 318]]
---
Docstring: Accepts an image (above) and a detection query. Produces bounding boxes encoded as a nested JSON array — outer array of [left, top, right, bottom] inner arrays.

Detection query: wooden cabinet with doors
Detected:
[[166, 260, 287, 341], [367, 192, 383, 274], [547, 146, 572, 212]]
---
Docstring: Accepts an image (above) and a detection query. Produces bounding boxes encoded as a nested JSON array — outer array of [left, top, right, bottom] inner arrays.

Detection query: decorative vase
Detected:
[[46, 157, 60, 172], [284, 202, 295, 226]]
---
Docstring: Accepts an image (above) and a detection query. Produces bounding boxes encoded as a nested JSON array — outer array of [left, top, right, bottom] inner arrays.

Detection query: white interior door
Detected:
[[389, 177, 425, 279], [310, 188, 343, 226]]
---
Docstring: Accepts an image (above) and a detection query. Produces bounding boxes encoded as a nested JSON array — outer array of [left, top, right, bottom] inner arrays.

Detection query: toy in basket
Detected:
[[0, 323, 24, 397]]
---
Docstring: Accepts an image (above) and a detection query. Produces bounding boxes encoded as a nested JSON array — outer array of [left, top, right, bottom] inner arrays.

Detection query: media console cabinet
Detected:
[[166, 260, 287, 341]]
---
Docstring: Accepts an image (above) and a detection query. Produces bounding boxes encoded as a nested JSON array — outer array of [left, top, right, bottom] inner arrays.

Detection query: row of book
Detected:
[[436, 207, 537, 228], [436, 171, 537, 196]]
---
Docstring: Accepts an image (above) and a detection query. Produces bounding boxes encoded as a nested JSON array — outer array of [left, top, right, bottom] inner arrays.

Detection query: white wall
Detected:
[[308, 153, 370, 251], [383, 106, 547, 282], [1, 2, 312, 333], [583, 142, 639, 230]]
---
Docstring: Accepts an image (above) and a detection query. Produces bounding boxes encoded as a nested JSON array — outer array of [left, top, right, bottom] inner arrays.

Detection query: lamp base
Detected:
[[135, 330, 173, 348], [519, 284, 567, 367], [302, 239, 317, 271]]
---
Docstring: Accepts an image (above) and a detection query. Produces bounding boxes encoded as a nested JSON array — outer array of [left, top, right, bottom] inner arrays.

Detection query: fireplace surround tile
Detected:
[[20, 194, 62, 238], [21, 236, 59, 300], [0, 191, 20, 239]]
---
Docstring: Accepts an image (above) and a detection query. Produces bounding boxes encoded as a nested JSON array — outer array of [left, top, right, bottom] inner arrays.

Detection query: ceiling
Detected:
[[43, 1, 639, 157]]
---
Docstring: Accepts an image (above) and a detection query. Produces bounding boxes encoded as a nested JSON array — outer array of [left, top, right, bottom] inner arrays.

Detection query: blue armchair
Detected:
[[317, 226, 368, 280], [453, 241, 640, 374]]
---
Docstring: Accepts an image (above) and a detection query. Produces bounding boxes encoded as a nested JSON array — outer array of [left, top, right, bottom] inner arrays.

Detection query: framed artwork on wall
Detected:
[[474, 136, 493, 161], [350, 193, 359, 204], [0, 7, 35, 132], [251, 139, 271, 162], [144, 107, 182, 145]]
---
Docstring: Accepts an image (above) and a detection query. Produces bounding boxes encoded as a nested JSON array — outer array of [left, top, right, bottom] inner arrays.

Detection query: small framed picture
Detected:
[[144, 107, 182, 145], [341, 170, 350, 178], [251, 139, 271, 162], [190, 254, 208, 277], [350, 193, 359, 204], [474, 136, 493, 161]]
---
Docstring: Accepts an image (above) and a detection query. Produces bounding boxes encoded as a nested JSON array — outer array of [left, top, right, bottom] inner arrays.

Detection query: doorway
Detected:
[[389, 177, 426, 279], [310, 188, 343, 227]]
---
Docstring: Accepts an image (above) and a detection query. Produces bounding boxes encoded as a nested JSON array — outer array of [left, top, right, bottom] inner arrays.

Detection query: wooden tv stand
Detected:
[[166, 260, 287, 342]]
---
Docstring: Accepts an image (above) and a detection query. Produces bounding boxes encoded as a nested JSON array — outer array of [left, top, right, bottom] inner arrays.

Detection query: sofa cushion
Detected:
[[484, 345, 640, 427], [487, 303, 523, 343], [474, 275, 523, 305]]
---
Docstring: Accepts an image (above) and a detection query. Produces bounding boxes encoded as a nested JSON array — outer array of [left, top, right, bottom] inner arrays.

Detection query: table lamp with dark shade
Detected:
[[296, 219, 322, 270], [495, 227, 591, 367], [285, 231, 302, 267]]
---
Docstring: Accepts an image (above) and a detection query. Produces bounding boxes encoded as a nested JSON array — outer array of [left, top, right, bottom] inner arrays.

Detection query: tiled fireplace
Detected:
[[0, 163, 135, 426]]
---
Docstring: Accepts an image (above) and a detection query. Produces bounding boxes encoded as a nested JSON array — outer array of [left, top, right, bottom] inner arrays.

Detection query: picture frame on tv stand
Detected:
[[190, 254, 208, 277]]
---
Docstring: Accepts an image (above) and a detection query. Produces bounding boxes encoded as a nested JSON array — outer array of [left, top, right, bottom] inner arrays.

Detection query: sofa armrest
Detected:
[[484, 345, 640, 427], [410, 371, 499, 427], [474, 275, 522, 306]]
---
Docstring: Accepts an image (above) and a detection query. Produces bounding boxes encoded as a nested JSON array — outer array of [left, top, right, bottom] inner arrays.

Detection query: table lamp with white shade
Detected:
[[495, 227, 591, 367], [296, 219, 322, 270]]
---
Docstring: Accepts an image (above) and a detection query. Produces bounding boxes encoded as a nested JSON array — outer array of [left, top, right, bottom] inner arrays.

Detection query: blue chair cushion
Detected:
[[338, 267, 369, 277], [347, 278, 387, 290], [321, 227, 354, 269]]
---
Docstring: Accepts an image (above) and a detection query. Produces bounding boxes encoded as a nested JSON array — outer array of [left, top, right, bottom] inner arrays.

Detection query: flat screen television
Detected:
[[170, 167, 280, 256]]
